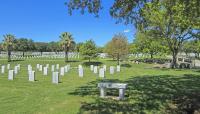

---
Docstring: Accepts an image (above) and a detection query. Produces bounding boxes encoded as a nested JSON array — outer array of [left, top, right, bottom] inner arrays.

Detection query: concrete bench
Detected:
[[98, 83, 128, 100]]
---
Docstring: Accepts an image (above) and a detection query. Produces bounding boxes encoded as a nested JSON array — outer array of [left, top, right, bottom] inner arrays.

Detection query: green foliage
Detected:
[[104, 33, 129, 60], [140, 1, 200, 68], [2, 34, 16, 62], [2, 34, 16, 51], [80, 40, 97, 62], [75, 42, 84, 53], [182, 40, 200, 58], [15, 38, 35, 52], [96, 46, 104, 53], [59, 32, 75, 62], [34, 42, 49, 53], [47, 41, 61, 52], [131, 31, 169, 58], [59, 32, 75, 51], [66, 0, 102, 17], [66, 0, 200, 68]]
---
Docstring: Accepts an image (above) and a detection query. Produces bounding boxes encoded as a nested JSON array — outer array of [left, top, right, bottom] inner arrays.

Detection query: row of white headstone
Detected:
[[1, 64, 20, 74], [28, 64, 60, 84], [4, 64, 121, 84], [90, 65, 121, 78], [8, 68, 60, 84], [35, 64, 71, 76], [7, 64, 21, 80]]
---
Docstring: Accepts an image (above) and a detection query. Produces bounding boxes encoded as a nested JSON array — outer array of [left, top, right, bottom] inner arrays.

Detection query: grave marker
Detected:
[[60, 67, 65, 76], [52, 72, 59, 84], [78, 67, 83, 77], [1, 65, 5, 74], [8, 70, 14, 80], [28, 71, 35, 82], [99, 68, 105, 78], [43, 67, 48, 75], [90, 65, 94, 71], [117, 65, 120, 72], [110, 66, 115, 74], [94, 66, 98, 74]]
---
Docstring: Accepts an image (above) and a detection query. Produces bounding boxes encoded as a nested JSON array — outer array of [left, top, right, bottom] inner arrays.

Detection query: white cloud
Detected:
[[124, 29, 130, 33]]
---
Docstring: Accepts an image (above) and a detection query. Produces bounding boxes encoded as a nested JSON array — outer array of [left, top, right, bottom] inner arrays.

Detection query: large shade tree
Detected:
[[66, 0, 200, 68], [80, 40, 97, 62], [139, 1, 200, 68], [59, 32, 75, 62], [133, 31, 169, 58], [2, 34, 16, 62], [104, 33, 129, 65]]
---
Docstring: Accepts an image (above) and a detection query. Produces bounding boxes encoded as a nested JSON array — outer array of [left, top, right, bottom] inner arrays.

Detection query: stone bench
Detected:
[[98, 83, 128, 100]]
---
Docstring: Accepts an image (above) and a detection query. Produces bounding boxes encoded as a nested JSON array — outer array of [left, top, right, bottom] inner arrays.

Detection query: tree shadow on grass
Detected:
[[70, 75, 200, 114], [67, 60, 80, 63], [121, 63, 132, 68], [82, 62, 103, 67], [10, 59, 25, 62]]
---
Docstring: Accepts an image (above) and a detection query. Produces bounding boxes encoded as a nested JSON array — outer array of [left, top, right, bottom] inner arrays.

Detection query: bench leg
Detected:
[[100, 88, 106, 98], [119, 89, 125, 100]]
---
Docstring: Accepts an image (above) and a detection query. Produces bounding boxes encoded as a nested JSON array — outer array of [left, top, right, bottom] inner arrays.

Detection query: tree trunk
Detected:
[[65, 46, 69, 63], [150, 53, 153, 59], [8, 50, 11, 62], [117, 53, 120, 65], [23, 51, 25, 57], [171, 50, 178, 69], [89, 57, 91, 62], [40, 51, 43, 56]]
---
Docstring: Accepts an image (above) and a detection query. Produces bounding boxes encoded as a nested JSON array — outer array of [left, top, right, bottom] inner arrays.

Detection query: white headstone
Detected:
[[60, 67, 65, 76], [56, 64, 59, 70], [64, 65, 68, 72], [78, 67, 83, 77], [110, 66, 114, 74], [67, 65, 70, 71], [14, 66, 18, 74], [43, 67, 48, 75], [46, 64, 49, 68], [28, 71, 35, 82], [8, 70, 14, 80], [78, 65, 82, 69], [7, 64, 10, 70], [28, 65, 32, 71], [1, 65, 5, 74], [99, 68, 105, 78], [36, 64, 40, 69], [39, 65, 43, 71], [17, 64, 20, 70], [117, 65, 120, 72], [103, 65, 106, 71], [90, 65, 94, 71], [52, 72, 59, 84], [51, 65, 55, 72], [94, 66, 98, 74]]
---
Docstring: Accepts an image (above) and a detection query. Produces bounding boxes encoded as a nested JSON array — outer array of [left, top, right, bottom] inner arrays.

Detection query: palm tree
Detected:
[[2, 34, 15, 62], [59, 32, 75, 62]]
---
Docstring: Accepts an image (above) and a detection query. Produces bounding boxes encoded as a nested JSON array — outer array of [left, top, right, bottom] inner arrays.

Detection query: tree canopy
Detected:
[[104, 33, 129, 64], [80, 40, 97, 62]]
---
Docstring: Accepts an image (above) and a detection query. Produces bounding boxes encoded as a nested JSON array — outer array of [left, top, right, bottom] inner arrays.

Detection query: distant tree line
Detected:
[[0, 32, 199, 64]]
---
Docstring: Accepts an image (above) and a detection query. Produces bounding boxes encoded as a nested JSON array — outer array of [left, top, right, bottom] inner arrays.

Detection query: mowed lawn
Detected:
[[0, 59, 200, 114]]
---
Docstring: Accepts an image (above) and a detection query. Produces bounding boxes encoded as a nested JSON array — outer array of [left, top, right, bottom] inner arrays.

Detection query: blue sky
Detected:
[[0, 0, 136, 46]]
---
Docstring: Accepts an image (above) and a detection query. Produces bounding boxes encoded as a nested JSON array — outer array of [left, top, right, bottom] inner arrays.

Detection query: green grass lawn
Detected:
[[0, 59, 200, 114]]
